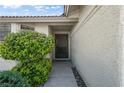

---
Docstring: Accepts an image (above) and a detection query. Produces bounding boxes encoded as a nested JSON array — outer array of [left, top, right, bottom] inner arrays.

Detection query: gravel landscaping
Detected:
[[72, 67, 87, 87]]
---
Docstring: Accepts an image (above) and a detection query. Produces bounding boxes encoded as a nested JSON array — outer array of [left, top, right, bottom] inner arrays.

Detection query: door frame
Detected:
[[53, 31, 70, 60]]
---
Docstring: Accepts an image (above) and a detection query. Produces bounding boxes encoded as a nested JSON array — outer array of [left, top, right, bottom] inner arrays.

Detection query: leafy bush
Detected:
[[0, 30, 55, 86], [12, 59, 52, 86], [0, 30, 54, 62], [0, 71, 30, 87]]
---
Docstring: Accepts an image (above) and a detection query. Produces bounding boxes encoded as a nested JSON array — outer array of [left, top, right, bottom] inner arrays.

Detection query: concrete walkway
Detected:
[[44, 61, 77, 87]]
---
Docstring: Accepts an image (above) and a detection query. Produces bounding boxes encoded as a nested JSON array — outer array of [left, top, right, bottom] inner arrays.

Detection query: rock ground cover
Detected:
[[72, 67, 87, 87]]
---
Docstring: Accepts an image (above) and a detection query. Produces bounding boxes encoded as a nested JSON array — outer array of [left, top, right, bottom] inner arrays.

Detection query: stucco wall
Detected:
[[119, 6, 124, 87], [11, 23, 20, 32], [35, 24, 49, 35], [0, 58, 17, 71], [71, 6, 121, 87]]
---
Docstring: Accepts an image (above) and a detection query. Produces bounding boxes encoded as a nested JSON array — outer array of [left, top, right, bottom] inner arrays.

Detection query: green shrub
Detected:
[[0, 71, 30, 87], [0, 30, 55, 86], [0, 30, 54, 62], [12, 59, 52, 86]]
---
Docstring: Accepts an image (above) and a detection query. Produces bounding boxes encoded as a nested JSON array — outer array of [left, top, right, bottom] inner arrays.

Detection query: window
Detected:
[[21, 25, 34, 31], [0, 24, 11, 41]]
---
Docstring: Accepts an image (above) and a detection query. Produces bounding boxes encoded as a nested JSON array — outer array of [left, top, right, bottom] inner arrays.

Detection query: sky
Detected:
[[0, 5, 64, 16]]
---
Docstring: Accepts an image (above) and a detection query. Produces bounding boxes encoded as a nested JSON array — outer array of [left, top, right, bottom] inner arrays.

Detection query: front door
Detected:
[[55, 34, 69, 60]]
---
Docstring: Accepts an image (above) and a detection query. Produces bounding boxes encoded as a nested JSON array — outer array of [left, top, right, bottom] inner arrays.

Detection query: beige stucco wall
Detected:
[[71, 6, 121, 87], [0, 58, 17, 71], [119, 6, 124, 86], [35, 24, 49, 35], [11, 23, 20, 32]]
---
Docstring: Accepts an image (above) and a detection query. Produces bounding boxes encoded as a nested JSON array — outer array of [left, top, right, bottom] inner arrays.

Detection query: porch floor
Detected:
[[43, 61, 77, 87]]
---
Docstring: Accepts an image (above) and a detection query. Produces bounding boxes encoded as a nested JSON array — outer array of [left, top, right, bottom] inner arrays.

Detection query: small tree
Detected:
[[0, 30, 55, 86]]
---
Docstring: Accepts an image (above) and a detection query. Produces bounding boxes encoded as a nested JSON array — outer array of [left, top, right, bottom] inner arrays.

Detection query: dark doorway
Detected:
[[55, 34, 69, 59]]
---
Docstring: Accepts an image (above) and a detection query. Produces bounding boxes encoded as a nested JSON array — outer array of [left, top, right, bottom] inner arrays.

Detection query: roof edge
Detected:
[[0, 16, 78, 23]]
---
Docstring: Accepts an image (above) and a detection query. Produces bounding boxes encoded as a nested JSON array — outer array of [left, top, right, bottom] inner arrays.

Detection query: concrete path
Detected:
[[44, 61, 77, 87]]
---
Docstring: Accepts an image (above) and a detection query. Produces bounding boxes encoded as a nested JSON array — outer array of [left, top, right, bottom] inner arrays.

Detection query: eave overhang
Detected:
[[0, 16, 78, 23]]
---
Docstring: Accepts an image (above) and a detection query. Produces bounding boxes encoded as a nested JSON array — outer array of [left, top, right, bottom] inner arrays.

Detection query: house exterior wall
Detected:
[[11, 23, 20, 32], [119, 6, 124, 86], [1, 5, 124, 87], [0, 58, 17, 71], [71, 5, 121, 87], [35, 24, 49, 35]]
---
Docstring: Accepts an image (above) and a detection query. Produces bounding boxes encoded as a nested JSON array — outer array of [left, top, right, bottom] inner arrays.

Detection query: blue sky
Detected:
[[0, 5, 64, 16]]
